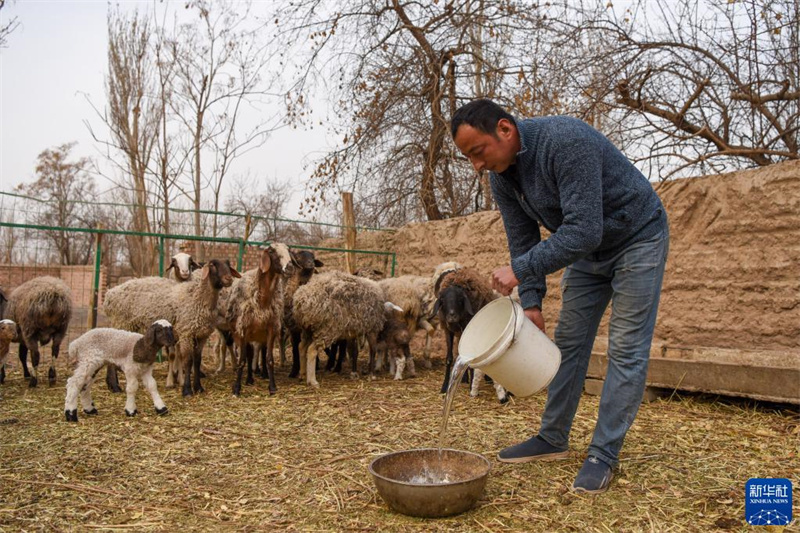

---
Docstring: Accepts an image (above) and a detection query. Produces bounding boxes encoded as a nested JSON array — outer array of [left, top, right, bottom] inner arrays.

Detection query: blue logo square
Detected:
[[746, 478, 792, 526]]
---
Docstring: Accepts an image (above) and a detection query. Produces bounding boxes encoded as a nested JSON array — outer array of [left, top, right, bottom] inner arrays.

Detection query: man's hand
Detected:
[[524, 307, 546, 333], [491, 266, 519, 296]]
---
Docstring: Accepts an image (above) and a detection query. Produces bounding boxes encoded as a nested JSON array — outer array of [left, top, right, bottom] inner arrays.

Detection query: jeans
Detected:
[[538, 226, 670, 467]]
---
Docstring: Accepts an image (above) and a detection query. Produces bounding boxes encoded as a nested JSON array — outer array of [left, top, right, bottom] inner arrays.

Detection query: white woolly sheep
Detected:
[[64, 320, 176, 421], [0, 319, 18, 384], [223, 244, 295, 396], [293, 270, 386, 388], [103, 259, 241, 396], [5, 276, 72, 388]]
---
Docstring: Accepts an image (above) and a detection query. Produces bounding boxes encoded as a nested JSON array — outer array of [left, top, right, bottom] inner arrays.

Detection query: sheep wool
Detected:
[[438, 268, 497, 312]]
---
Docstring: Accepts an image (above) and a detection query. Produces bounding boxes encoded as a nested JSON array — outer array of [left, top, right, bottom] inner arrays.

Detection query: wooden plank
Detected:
[[588, 352, 800, 404]]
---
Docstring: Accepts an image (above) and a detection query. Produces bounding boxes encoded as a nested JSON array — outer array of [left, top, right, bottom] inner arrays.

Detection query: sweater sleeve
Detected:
[[510, 123, 604, 284], [490, 174, 547, 309]]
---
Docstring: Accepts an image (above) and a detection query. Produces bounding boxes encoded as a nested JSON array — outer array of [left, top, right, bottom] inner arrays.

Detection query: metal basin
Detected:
[[369, 448, 491, 518]]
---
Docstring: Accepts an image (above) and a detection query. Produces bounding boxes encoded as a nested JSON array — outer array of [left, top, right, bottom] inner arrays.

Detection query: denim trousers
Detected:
[[538, 226, 670, 467]]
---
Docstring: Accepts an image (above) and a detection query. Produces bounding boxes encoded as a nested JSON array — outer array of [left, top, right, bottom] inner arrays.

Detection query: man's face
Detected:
[[453, 119, 518, 173]]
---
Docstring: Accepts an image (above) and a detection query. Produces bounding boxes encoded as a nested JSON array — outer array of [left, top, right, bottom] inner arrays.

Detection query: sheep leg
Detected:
[[192, 340, 205, 394], [333, 340, 346, 373], [232, 338, 248, 397], [105, 364, 123, 393], [124, 373, 139, 417], [258, 344, 268, 380], [142, 366, 168, 415], [27, 339, 41, 388], [214, 334, 225, 374], [298, 331, 309, 381], [80, 366, 103, 415], [289, 331, 301, 378], [418, 318, 435, 369], [65, 360, 101, 421], [265, 332, 277, 395], [0, 365, 4, 385], [18, 342, 30, 378], [245, 343, 255, 386], [347, 340, 358, 379], [304, 338, 319, 388], [181, 341, 193, 398], [324, 344, 337, 372], [405, 344, 416, 378], [165, 347, 176, 389], [384, 348, 393, 375], [367, 334, 378, 381], [48, 333, 65, 386], [394, 349, 406, 381], [279, 327, 287, 368], [470, 368, 483, 398], [441, 331, 454, 394]]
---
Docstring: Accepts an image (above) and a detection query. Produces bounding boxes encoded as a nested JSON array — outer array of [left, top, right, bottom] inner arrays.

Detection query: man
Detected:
[[450, 99, 669, 493]]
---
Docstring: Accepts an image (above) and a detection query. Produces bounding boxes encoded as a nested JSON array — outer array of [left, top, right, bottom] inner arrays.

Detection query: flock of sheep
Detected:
[[0, 245, 511, 423]]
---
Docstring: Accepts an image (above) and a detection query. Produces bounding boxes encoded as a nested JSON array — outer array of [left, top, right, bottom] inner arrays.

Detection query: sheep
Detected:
[[103, 259, 241, 396], [165, 252, 201, 282], [223, 244, 295, 396], [64, 320, 176, 422], [282, 250, 323, 378], [0, 319, 17, 384], [470, 368, 510, 404], [375, 302, 414, 380], [4, 276, 72, 388], [102, 277, 177, 392], [432, 267, 497, 394], [293, 270, 385, 388], [353, 266, 385, 281]]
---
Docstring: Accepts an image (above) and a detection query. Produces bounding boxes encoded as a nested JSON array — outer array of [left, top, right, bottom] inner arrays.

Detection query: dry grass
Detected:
[[0, 343, 797, 533]]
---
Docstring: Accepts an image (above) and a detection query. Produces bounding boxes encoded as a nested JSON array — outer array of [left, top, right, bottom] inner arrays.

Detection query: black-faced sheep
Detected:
[[432, 268, 496, 394], [103, 259, 241, 396], [223, 244, 295, 396], [282, 249, 323, 378], [64, 320, 176, 421], [4, 276, 72, 388], [293, 271, 385, 388], [0, 319, 17, 384], [375, 302, 415, 380]]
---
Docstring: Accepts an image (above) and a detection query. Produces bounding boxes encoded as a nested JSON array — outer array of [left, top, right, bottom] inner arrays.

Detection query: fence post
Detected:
[[87, 229, 103, 330], [158, 235, 165, 276], [390, 252, 396, 277], [238, 214, 251, 271], [342, 192, 356, 273]]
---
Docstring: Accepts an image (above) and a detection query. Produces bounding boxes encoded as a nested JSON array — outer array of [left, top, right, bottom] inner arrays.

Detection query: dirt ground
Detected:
[[0, 347, 797, 533]]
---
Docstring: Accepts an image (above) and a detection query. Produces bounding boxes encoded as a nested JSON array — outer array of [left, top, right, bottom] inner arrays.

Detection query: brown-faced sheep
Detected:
[[4, 276, 72, 387]]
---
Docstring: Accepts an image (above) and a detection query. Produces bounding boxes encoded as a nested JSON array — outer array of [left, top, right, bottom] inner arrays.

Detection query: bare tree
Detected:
[[278, 0, 551, 225], [559, 0, 799, 178], [224, 175, 293, 242], [0, 0, 20, 48], [166, 0, 276, 259], [15, 143, 98, 265]]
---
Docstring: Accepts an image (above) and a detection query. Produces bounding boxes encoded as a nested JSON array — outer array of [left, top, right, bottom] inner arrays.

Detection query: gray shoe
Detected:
[[497, 435, 569, 463], [572, 455, 613, 494]]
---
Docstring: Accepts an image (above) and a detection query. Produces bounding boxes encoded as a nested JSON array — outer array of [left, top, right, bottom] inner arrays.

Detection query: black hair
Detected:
[[450, 99, 515, 139]]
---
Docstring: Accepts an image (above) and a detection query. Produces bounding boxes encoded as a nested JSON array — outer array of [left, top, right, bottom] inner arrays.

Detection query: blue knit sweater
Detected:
[[490, 116, 668, 310]]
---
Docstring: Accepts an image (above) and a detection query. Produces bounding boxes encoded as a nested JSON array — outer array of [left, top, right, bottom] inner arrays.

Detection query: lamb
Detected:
[[223, 244, 295, 396], [4, 276, 72, 387], [0, 319, 18, 384], [293, 270, 385, 388], [103, 259, 241, 396], [64, 320, 176, 422], [375, 302, 414, 380], [165, 252, 201, 282]]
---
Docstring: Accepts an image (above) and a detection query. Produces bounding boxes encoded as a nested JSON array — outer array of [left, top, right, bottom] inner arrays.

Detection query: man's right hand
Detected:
[[524, 307, 546, 333]]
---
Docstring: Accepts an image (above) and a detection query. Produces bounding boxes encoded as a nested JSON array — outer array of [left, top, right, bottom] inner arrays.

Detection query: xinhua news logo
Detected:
[[745, 478, 792, 526]]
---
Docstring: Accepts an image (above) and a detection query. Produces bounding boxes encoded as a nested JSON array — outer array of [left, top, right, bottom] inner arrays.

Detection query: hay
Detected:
[[0, 339, 797, 532]]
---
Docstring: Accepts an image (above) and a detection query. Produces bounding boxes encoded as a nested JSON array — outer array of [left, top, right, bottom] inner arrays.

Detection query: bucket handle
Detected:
[[508, 296, 518, 345]]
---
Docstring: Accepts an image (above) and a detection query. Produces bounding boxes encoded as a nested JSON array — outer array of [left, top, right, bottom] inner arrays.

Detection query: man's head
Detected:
[[450, 99, 520, 173]]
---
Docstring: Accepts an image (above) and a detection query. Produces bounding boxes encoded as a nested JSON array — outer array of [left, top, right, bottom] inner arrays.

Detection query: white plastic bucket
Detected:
[[458, 298, 561, 398]]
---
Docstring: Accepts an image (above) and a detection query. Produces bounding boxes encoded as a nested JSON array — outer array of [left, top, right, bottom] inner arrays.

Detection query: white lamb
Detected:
[[64, 320, 176, 422]]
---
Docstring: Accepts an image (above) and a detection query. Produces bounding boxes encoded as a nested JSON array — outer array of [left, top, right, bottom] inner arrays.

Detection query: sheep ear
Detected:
[[201, 264, 211, 280], [145, 325, 157, 347], [259, 249, 272, 273], [226, 260, 242, 278], [165, 259, 176, 273], [384, 301, 403, 313], [430, 298, 442, 321], [463, 295, 475, 316], [314, 259, 324, 268], [288, 249, 302, 268], [190, 259, 201, 271]]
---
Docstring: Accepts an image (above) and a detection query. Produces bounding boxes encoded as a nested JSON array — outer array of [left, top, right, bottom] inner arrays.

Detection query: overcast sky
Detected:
[[0, 0, 330, 218]]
